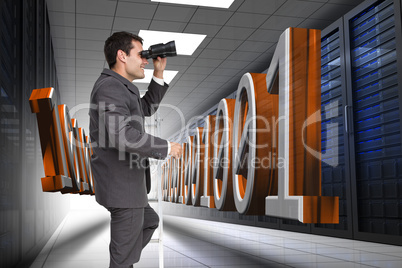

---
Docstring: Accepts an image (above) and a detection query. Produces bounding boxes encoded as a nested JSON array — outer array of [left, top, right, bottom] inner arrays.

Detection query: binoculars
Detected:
[[140, 41, 177, 59]]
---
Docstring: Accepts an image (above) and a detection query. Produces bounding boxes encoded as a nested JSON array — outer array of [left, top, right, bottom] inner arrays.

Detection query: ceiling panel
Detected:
[[180, 99, 200, 107], [206, 38, 243, 50], [190, 8, 234, 25], [75, 28, 111, 41], [198, 49, 233, 60], [185, 66, 214, 75], [237, 0, 287, 15], [168, 86, 193, 93], [112, 17, 151, 32], [149, 20, 187, 32], [119, 0, 154, 4], [226, 51, 261, 62], [192, 86, 220, 94], [162, 56, 195, 66], [153, 4, 197, 22], [215, 26, 255, 40], [248, 29, 283, 42], [225, 12, 268, 28], [159, 65, 187, 74], [274, 0, 324, 18], [178, 73, 208, 82], [218, 59, 250, 70], [197, 80, 225, 89], [76, 14, 114, 29], [173, 80, 201, 88], [116, 2, 158, 19], [210, 67, 240, 77], [237, 40, 274, 52], [260, 15, 305, 30], [183, 23, 222, 36], [204, 75, 232, 83], [191, 58, 223, 68], [76, 0, 117, 16], [187, 91, 211, 98]]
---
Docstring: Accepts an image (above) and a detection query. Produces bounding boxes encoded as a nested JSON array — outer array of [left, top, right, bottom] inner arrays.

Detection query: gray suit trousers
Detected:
[[107, 204, 159, 268]]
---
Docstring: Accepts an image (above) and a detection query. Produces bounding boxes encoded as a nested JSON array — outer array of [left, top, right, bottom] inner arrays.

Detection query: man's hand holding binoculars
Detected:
[[152, 56, 167, 79], [140, 41, 176, 79]]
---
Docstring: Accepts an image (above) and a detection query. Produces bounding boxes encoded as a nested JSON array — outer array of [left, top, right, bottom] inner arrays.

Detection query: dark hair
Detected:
[[104, 31, 143, 69]]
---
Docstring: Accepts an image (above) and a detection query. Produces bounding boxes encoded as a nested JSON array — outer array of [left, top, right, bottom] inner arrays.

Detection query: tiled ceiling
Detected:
[[46, 0, 364, 140]]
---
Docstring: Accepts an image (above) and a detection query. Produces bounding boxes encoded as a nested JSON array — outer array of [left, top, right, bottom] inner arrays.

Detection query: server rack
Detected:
[[0, 1, 65, 266], [344, 0, 402, 245], [313, 18, 354, 239]]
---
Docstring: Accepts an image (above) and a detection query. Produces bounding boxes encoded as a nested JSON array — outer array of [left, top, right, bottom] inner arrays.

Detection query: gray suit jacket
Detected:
[[89, 69, 168, 208]]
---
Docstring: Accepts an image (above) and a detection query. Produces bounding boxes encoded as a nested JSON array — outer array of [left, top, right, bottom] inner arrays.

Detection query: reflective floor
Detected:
[[31, 209, 402, 268]]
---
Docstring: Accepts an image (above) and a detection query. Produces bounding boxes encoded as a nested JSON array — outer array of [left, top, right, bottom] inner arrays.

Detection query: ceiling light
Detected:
[[134, 69, 178, 84], [151, 0, 234, 8], [139, 30, 206, 56]]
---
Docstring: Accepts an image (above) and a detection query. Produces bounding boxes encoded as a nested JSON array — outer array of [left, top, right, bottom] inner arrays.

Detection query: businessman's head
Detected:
[[105, 31, 149, 81]]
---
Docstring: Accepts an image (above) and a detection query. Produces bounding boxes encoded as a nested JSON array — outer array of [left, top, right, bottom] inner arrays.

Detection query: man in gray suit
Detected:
[[89, 31, 182, 268]]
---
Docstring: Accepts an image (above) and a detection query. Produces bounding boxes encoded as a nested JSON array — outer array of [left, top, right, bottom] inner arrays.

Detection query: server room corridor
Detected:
[[3, 1, 402, 267], [29, 204, 402, 268]]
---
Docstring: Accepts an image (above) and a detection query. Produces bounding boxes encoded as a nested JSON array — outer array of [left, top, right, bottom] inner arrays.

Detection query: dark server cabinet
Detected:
[[313, 19, 354, 239], [0, 1, 23, 267], [344, 0, 402, 245], [317, 0, 402, 245], [0, 1, 65, 267]]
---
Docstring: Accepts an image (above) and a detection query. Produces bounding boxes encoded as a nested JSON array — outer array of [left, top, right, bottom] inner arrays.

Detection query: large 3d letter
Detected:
[[161, 162, 166, 201], [164, 159, 169, 201], [265, 27, 339, 223], [77, 129, 94, 194], [85, 136, 95, 194], [167, 158, 173, 202], [178, 143, 187, 204], [200, 115, 217, 208], [29, 88, 73, 192], [213, 99, 236, 211], [71, 119, 90, 194], [232, 73, 279, 215], [184, 136, 194, 205], [191, 127, 205, 206], [170, 158, 179, 202], [58, 104, 81, 192]]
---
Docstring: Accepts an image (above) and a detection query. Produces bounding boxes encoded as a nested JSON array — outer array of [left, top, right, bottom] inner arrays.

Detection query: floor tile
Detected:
[[361, 260, 402, 268]]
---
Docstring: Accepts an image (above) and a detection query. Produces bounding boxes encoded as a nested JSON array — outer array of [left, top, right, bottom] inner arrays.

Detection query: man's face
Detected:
[[125, 40, 149, 81]]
